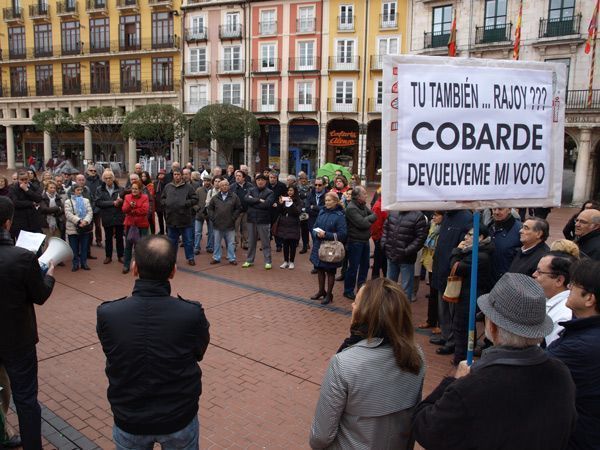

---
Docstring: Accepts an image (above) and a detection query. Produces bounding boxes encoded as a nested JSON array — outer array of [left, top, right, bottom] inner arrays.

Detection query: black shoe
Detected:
[[188, 259, 196, 266], [335, 274, 345, 281], [343, 292, 356, 301], [81, 264, 91, 271], [436, 346, 455, 355], [1, 434, 22, 448], [194, 249, 200, 255], [429, 336, 446, 346], [87, 255, 97, 260], [276, 247, 282, 252], [310, 291, 326, 300], [71, 266, 79, 272], [321, 294, 332, 305], [207, 249, 214, 253], [122, 268, 129, 274], [210, 259, 221, 264], [310, 268, 318, 274], [299, 248, 308, 254]]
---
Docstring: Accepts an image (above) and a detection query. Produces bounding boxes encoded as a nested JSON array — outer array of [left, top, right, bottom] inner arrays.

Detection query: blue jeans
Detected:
[[68, 232, 90, 268], [212, 228, 236, 262], [167, 226, 195, 261], [344, 241, 370, 296], [387, 260, 414, 300], [194, 218, 213, 252], [0, 346, 42, 450], [113, 416, 199, 450]]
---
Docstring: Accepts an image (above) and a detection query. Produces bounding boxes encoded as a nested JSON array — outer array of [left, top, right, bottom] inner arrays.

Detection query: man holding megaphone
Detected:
[[0, 197, 55, 450]]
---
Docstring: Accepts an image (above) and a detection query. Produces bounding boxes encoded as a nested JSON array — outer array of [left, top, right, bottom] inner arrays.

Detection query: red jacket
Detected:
[[122, 193, 150, 229], [370, 198, 388, 241]]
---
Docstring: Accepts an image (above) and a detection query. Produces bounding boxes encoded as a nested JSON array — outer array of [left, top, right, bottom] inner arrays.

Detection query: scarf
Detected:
[[46, 193, 57, 230], [337, 323, 389, 353], [74, 195, 86, 219], [424, 223, 440, 249]]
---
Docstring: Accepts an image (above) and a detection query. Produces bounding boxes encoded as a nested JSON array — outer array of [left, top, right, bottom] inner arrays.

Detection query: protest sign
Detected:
[[382, 55, 566, 211]]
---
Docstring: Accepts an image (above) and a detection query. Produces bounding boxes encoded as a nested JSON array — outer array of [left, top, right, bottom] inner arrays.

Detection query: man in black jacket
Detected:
[[7, 171, 44, 240], [85, 165, 103, 248], [0, 197, 55, 450], [508, 217, 550, 276], [268, 172, 287, 252], [232, 170, 251, 250], [243, 175, 274, 269], [97, 235, 210, 449], [574, 208, 600, 260]]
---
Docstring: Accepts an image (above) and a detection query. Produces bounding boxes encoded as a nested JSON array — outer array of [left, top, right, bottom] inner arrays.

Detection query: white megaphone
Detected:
[[39, 237, 73, 273]]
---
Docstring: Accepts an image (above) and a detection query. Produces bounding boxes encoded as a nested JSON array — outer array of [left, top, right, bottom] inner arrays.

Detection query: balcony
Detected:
[[10, 85, 29, 97], [288, 56, 320, 72], [337, 16, 354, 31], [329, 56, 360, 72], [34, 46, 53, 58], [90, 40, 110, 53], [36, 84, 54, 96], [424, 31, 451, 49], [152, 82, 174, 92], [296, 18, 316, 33], [380, 13, 397, 29], [368, 98, 382, 113], [152, 35, 180, 50], [185, 100, 209, 114], [86, 0, 108, 15], [288, 97, 319, 112], [184, 62, 210, 76], [566, 89, 600, 110], [251, 58, 280, 73], [475, 23, 513, 44], [90, 82, 110, 94], [328, 98, 359, 113], [259, 20, 277, 36], [148, 0, 173, 9], [9, 48, 26, 60], [116, 0, 139, 12], [251, 99, 280, 113], [217, 59, 244, 74], [539, 14, 581, 38], [62, 42, 83, 56], [3, 7, 23, 22], [57, 2, 78, 17], [63, 83, 82, 95], [219, 24, 243, 40], [370, 55, 384, 70], [29, 3, 50, 20], [1, 81, 180, 98], [185, 27, 207, 42]]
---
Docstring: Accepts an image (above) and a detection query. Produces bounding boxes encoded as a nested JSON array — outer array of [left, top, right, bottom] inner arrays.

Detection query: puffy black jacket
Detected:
[[232, 181, 252, 212], [96, 279, 210, 435], [345, 200, 377, 243], [85, 174, 102, 212], [382, 211, 428, 264], [161, 182, 198, 227], [207, 192, 241, 230], [245, 186, 274, 224], [8, 183, 45, 235], [95, 182, 125, 227]]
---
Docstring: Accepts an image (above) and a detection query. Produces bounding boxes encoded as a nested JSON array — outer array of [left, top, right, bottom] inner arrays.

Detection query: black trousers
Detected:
[[104, 225, 124, 258], [156, 210, 166, 235], [371, 239, 387, 279], [300, 221, 310, 249], [283, 239, 299, 262]]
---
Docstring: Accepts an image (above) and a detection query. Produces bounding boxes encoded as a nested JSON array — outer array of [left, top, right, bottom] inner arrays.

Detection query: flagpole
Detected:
[[466, 211, 480, 366], [588, 2, 599, 108], [513, 0, 523, 60]]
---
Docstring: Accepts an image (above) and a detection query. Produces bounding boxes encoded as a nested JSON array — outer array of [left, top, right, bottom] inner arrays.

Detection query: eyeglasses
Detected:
[[88, 170, 96, 173], [315, 183, 323, 187], [534, 269, 556, 277], [466, 232, 474, 236]]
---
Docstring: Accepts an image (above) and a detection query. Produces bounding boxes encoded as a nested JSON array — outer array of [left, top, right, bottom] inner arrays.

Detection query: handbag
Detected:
[[126, 225, 141, 245], [299, 212, 309, 221], [318, 233, 345, 264], [271, 217, 280, 236], [70, 200, 93, 234], [442, 262, 462, 303]]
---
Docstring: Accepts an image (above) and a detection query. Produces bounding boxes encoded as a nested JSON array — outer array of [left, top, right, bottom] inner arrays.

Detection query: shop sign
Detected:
[[328, 130, 358, 147]]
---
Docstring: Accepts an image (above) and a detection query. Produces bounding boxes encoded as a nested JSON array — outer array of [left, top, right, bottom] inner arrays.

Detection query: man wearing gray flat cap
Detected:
[[413, 272, 577, 450]]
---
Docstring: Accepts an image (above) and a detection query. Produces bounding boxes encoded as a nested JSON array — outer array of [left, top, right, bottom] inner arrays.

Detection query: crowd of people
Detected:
[[1, 160, 600, 449]]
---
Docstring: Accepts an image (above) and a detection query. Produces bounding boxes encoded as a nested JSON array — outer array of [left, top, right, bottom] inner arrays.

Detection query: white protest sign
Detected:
[[382, 55, 566, 211]]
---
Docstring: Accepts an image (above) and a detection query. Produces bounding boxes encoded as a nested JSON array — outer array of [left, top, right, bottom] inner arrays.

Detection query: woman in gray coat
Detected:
[[310, 278, 425, 450]]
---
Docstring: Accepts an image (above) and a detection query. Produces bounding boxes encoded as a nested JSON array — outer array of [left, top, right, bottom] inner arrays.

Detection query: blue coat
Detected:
[[489, 216, 521, 282], [547, 315, 600, 450], [310, 205, 347, 270]]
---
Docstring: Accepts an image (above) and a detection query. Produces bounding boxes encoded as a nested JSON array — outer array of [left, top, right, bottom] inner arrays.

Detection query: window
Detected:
[[35, 65, 53, 96], [90, 61, 110, 94], [8, 27, 25, 59], [62, 63, 81, 95], [190, 15, 206, 39], [375, 80, 383, 112], [339, 5, 354, 30], [381, 2, 397, 27], [298, 6, 315, 32], [378, 37, 399, 55], [298, 41, 315, 69], [189, 84, 208, 109], [223, 46, 241, 72], [334, 80, 354, 111], [120, 59, 141, 92], [431, 5, 452, 47], [260, 83, 276, 111], [297, 81, 313, 111], [224, 12, 241, 37], [120, 15, 140, 50], [152, 57, 173, 91], [189, 48, 207, 73], [90, 18, 109, 53], [549, 0, 575, 20], [484, 0, 507, 27], [10, 67, 27, 96], [61, 21, 81, 55], [545, 0, 576, 36], [222, 83, 241, 106], [335, 39, 356, 69], [260, 9, 276, 35], [34, 24, 52, 57], [152, 12, 173, 48], [260, 43, 276, 71]]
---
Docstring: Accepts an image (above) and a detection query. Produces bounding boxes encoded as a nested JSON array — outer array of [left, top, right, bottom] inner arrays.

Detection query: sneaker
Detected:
[[288, 262, 295, 269], [280, 262, 289, 269], [265, 263, 272, 270], [242, 262, 253, 268]]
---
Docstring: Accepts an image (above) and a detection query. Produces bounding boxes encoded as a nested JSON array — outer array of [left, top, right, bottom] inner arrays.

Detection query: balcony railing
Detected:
[[152, 82, 174, 92], [370, 55, 384, 70], [29, 3, 50, 19], [539, 14, 581, 38], [251, 99, 280, 113], [288, 97, 319, 112], [86, 0, 107, 13], [328, 98, 359, 113], [3, 7, 23, 21], [566, 89, 600, 109], [9, 48, 26, 60], [117, 0, 139, 9], [288, 56, 320, 72], [1, 81, 180, 97], [9, 85, 29, 97], [57, 1, 78, 16], [217, 59, 245, 74], [185, 27, 207, 42], [424, 31, 451, 49], [296, 18, 316, 33], [148, 0, 173, 7], [368, 98, 382, 113], [219, 24, 243, 40], [475, 23, 513, 44], [337, 16, 354, 31], [259, 20, 277, 35], [62, 42, 83, 56], [184, 62, 210, 75], [380, 13, 397, 29], [152, 35, 180, 49], [36, 85, 54, 96], [63, 84, 82, 95], [329, 56, 360, 71], [251, 58, 280, 73], [34, 46, 53, 58], [90, 82, 111, 94], [185, 100, 209, 114]]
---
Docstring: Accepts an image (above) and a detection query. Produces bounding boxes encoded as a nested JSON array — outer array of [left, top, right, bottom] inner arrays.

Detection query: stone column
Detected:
[[128, 138, 137, 174], [585, 148, 597, 200], [43, 131, 52, 167], [318, 123, 328, 167], [84, 126, 93, 162], [279, 123, 289, 178], [572, 128, 592, 205], [210, 139, 218, 169], [181, 129, 190, 164], [6, 125, 15, 170], [357, 124, 367, 179]]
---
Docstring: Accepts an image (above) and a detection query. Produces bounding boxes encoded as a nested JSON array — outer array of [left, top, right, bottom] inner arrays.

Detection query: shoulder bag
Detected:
[[318, 233, 345, 264], [442, 262, 462, 303]]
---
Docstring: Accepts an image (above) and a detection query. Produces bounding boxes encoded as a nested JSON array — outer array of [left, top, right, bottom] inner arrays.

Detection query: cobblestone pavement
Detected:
[[5, 200, 576, 449]]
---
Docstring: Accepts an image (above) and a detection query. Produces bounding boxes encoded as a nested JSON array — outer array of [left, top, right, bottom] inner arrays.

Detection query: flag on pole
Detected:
[[585, 0, 599, 54], [513, 0, 523, 60], [448, 10, 457, 56]]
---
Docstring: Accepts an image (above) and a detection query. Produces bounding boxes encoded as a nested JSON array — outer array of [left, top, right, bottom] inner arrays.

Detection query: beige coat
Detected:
[[64, 196, 93, 236]]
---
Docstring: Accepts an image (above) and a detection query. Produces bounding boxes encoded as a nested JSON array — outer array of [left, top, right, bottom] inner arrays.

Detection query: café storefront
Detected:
[[326, 119, 359, 173]]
